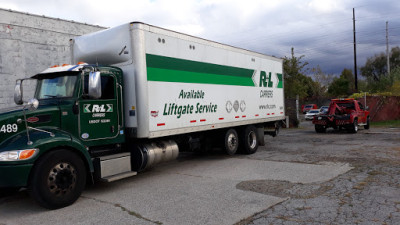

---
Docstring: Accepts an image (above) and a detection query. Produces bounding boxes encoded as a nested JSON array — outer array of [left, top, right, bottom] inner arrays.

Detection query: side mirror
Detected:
[[88, 71, 102, 99], [14, 80, 23, 105]]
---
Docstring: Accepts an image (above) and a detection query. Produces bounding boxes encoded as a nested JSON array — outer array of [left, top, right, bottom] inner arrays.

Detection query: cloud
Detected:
[[1, 0, 400, 75], [307, 0, 341, 13]]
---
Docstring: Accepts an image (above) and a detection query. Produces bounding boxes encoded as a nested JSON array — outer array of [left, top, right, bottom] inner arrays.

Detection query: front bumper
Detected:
[[305, 115, 315, 120], [0, 163, 33, 187]]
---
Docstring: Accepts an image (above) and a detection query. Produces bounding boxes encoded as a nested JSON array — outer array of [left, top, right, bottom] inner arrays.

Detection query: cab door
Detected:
[[78, 74, 120, 141]]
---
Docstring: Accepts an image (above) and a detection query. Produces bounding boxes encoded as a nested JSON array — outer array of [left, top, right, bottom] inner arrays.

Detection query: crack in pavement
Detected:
[[81, 196, 162, 225]]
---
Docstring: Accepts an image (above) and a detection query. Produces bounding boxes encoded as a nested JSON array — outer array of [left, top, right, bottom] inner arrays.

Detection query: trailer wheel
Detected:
[[29, 149, 86, 209], [224, 129, 239, 155], [241, 125, 259, 154], [364, 117, 370, 129], [315, 125, 326, 133], [349, 119, 358, 133]]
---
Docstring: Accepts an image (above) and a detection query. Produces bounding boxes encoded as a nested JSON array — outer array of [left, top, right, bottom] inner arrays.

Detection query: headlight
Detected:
[[0, 149, 38, 161]]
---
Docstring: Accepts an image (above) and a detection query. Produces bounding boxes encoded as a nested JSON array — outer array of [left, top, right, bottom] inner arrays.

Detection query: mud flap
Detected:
[[256, 126, 265, 146]]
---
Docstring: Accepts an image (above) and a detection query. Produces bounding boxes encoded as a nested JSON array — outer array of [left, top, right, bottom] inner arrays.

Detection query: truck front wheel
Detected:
[[29, 149, 86, 209], [224, 129, 239, 155]]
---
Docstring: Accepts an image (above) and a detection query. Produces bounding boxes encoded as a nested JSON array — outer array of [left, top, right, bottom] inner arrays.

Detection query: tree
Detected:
[[360, 53, 387, 82], [360, 46, 400, 92], [389, 67, 400, 95], [283, 48, 309, 78], [311, 65, 334, 97], [312, 66, 334, 88], [283, 47, 315, 99], [327, 69, 354, 97]]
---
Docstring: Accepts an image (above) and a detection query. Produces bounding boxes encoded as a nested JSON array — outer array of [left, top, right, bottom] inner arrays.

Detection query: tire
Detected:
[[270, 125, 280, 137], [364, 117, 370, 129], [349, 119, 358, 133], [315, 125, 326, 133], [241, 125, 259, 154], [224, 129, 239, 155], [29, 149, 87, 209]]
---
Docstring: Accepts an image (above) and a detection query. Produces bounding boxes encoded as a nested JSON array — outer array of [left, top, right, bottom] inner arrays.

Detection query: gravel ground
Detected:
[[236, 121, 400, 225]]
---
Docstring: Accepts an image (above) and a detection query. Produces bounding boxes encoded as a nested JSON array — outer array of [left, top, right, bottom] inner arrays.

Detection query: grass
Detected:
[[371, 120, 400, 128]]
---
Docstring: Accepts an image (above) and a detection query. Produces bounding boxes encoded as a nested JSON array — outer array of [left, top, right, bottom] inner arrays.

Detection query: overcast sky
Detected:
[[1, 0, 400, 76]]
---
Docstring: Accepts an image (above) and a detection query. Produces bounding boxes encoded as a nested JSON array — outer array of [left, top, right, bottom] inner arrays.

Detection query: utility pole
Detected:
[[353, 8, 358, 92], [386, 21, 390, 76]]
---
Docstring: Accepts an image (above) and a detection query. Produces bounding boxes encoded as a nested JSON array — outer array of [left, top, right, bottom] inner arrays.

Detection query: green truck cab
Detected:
[[0, 64, 128, 209]]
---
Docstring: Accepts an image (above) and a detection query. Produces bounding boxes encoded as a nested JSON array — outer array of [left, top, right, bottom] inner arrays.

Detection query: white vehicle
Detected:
[[319, 106, 329, 114], [0, 22, 285, 209], [305, 109, 320, 120]]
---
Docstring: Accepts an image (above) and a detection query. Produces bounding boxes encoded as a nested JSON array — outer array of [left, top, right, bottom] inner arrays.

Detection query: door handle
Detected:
[[111, 125, 115, 133], [73, 102, 79, 115]]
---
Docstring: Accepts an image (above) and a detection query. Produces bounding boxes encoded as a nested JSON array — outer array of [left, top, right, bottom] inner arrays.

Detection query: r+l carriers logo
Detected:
[[255, 71, 283, 89], [84, 104, 113, 113]]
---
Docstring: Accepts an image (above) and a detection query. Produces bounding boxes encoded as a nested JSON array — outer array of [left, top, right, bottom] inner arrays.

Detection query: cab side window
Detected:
[[358, 102, 364, 110], [100, 76, 115, 99], [83, 75, 115, 100]]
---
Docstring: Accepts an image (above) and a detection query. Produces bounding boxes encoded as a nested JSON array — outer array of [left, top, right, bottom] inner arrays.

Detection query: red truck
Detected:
[[312, 98, 370, 133], [302, 104, 318, 114]]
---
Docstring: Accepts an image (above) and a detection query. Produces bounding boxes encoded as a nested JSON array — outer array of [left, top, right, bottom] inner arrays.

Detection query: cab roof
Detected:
[[38, 63, 89, 74]]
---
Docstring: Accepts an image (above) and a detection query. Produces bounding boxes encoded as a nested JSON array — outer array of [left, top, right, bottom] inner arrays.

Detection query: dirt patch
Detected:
[[236, 180, 334, 199]]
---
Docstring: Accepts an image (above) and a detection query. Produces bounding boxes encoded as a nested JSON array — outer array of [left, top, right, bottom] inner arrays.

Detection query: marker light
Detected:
[[0, 149, 38, 161]]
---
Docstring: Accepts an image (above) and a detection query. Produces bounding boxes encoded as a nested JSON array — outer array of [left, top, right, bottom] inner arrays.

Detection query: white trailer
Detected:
[[72, 22, 284, 143]]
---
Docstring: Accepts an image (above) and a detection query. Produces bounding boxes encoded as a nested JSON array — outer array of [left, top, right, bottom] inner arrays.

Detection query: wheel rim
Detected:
[[247, 131, 257, 149], [354, 121, 358, 132], [47, 162, 77, 196], [227, 133, 237, 150]]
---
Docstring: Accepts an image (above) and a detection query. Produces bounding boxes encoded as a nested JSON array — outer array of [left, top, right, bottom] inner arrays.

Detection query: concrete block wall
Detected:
[[0, 8, 105, 108]]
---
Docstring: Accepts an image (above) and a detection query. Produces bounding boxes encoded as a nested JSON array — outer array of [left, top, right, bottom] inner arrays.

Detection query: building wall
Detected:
[[0, 8, 105, 108]]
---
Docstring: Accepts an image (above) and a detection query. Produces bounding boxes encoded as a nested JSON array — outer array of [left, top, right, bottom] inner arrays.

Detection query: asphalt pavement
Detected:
[[0, 142, 352, 225]]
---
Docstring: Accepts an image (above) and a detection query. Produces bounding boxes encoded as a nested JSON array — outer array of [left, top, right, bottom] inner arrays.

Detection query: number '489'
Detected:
[[0, 124, 18, 133]]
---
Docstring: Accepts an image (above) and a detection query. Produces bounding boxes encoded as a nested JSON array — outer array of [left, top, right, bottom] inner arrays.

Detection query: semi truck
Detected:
[[0, 22, 285, 209]]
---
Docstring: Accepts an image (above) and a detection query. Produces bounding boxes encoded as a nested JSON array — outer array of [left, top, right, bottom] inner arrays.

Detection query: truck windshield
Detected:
[[37, 75, 77, 99]]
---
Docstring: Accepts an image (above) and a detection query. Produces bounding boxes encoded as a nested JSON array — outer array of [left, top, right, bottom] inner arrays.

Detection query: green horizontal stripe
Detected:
[[147, 67, 254, 86], [146, 54, 255, 86]]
